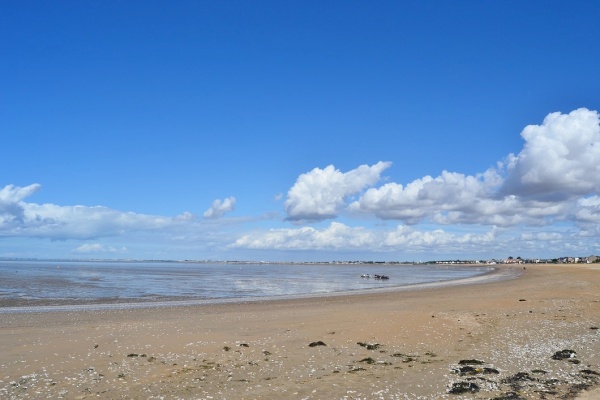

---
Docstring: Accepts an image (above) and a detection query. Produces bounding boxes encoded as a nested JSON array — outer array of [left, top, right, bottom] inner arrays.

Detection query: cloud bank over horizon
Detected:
[[2, 108, 600, 259]]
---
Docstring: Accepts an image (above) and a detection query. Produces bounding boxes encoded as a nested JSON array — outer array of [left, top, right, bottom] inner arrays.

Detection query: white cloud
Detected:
[[233, 221, 500, 254], [233, 222, 376, 250], [346, 108, 600, 227], [284, 161, 391, 221], [0, 183, 42, 228], [0, 184, 177, 240], [349, 169, 502, 223], [203, 197, 236, 219], [72, 243, 127, 254], [502, 108, 600, 199]]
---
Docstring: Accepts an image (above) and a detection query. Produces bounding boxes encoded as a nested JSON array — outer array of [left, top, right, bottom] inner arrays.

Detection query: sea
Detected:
[[0, 260, 492, 312]]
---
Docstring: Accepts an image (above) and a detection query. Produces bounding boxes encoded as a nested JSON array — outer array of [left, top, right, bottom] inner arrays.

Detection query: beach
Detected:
[[1, 264, 599, 399]]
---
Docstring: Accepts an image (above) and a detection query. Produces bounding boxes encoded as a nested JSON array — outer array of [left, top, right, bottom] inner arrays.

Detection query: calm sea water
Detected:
[[0, 260, 490, 309]]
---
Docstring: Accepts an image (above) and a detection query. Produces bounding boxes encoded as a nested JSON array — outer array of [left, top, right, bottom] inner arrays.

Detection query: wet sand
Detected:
[[1, 264, 599, 399]]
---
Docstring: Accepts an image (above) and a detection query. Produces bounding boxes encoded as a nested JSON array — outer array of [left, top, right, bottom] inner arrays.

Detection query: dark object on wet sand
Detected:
[[551, 349, 576, 360], [374, 274, 389, 280], [501, 371, 537, 392], [458, 359, 485, 365], [359, 357, 376, 364], [357, 342, 381, 350], [456, 366, 478, 375], [308, 341, 326, 347], [581, 369, 600, 376], [504, 371, 535, 382], [455, 365, 499, 376], [448, 381, 479, 394]]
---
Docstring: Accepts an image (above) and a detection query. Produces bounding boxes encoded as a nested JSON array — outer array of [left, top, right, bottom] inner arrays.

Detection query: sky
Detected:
[[2, 0, 600, 261]]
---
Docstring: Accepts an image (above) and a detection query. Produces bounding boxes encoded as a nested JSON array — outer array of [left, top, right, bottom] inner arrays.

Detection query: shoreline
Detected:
[[1, 264, 598, 399], [0, 265, 507, 314]]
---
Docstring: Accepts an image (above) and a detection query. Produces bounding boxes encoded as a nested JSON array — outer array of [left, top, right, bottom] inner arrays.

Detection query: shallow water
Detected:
[[0, 260, 490, 309]]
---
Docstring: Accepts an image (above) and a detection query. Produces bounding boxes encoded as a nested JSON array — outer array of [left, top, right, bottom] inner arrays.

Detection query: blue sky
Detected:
[[2, 1, 600, 261]]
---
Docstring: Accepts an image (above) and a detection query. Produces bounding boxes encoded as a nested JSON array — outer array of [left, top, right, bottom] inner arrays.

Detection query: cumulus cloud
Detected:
[[284, 161, 391, 221], [234, 222, 376, 250], [203, 197, 236, 219], [0, 183, 42, 228], [502, 108, 600, 199], [232, 221, 501, 254], [0, 183, 178, 240], [345, 108, 600, 227], [349, 169, 504, 224]]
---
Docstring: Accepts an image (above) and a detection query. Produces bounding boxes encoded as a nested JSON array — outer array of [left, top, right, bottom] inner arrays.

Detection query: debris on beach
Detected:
[[551, 349, 577, 360], [357, 342, 381, 350], [358, 357, 376, 364], [448, 381, 480, 394], [308, 341, 326, 347], [458, 359, 485, 365]]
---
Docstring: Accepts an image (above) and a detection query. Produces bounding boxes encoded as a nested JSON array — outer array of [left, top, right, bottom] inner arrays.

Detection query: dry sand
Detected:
[[1, 264, 599, 399]]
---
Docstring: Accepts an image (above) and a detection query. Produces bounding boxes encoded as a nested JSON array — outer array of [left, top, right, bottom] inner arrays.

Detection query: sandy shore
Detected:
[[1, 264, 599, 399]]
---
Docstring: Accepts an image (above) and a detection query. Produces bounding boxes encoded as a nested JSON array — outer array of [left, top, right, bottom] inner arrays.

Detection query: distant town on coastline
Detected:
[[2, 256, 599, 265]]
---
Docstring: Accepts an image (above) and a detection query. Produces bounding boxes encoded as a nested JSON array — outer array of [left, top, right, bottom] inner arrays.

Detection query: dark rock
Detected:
[[519, 299, 526, 301], [454, 365, 499, 376], [348, 367, 366, 372], [551, 349, 576, 360], [531, 369, 547, 374], [127, 353, 139, 357], [239, 343, 250, 347], [502, 372, 535, 390], [359, 357, 376, 364], [308, 341, 326, 347], [357, 342, 381, 350], [503, 372, 534, 383], [448, 381, 479, 394], [456, 366, 479, 376], [590, 326, 599, 330], [458, 359, 485, 365], [484, 367, 500, 374], [581, 369, 600, 376], [543, 378, 560, 385], [223, 346, 231, 351]]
